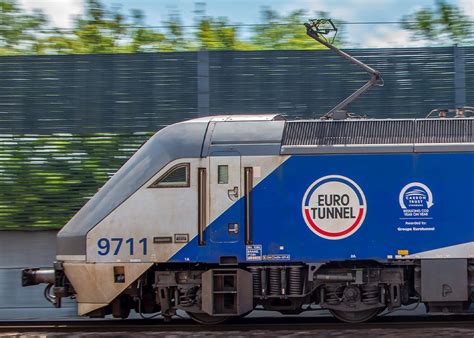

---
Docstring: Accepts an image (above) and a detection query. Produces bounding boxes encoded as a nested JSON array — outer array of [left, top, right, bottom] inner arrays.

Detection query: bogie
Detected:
[[75, 261, 447, 324]]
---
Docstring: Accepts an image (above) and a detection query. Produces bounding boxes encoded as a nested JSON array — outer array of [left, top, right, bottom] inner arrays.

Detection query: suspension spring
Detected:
[[361, 284, 379, 305], [288, 266, 303, 295], [178, 286, 198, 307], [325, 284, 343, 305], [249, 267, 262, 297], [178, 294, 193, 307], [269, 267, 281, 296]]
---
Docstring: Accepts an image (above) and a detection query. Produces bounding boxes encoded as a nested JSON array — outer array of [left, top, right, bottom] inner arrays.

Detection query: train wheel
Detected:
[[186, 312, 232, 325], [329, 308, 382, 323]]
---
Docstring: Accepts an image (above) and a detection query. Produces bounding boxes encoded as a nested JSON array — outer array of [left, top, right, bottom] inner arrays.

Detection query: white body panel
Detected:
[[86, 155, 288, 263], [87, 158, 204, 263]]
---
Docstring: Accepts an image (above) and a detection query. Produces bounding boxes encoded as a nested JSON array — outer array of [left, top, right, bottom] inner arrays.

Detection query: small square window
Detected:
[[218, 165, 229, 184]]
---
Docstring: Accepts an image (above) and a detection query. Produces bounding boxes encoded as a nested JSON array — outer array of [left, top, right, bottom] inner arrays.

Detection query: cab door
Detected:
[[209, 152, 242, 243]]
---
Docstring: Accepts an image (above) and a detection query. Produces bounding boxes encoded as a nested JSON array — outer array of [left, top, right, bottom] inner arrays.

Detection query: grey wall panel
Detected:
[[0, 47, 471, 135], [0, 230, 57, 268], [208, 48, 457, 119], [0, 269, 76, 308], [0, 269, 77, 320], [0, 230, 77, 320], [0, 53, 198, 134]]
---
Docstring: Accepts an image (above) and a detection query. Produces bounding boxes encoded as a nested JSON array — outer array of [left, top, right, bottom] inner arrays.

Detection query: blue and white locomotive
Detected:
[[22, 20, 474, 323]]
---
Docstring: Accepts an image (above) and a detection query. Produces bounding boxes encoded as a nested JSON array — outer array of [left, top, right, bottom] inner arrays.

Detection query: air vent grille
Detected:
[[282, 119, 474, 146]]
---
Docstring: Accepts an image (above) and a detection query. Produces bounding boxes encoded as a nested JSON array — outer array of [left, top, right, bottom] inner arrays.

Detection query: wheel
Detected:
[[186, 312, 232, 325], [329, 308, 382, 323]]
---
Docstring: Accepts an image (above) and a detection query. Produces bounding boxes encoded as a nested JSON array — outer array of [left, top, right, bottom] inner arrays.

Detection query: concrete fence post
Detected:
[[453, 44, 466, 108], [197, 50, 210, 117]]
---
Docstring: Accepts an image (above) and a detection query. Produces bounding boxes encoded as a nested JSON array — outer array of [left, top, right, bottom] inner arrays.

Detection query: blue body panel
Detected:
[[171, 152, 474, 263]]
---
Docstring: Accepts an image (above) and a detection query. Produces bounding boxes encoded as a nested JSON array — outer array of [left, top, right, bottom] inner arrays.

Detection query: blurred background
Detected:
[[0, 0, 473, 231], [0, 0, 473, 320]]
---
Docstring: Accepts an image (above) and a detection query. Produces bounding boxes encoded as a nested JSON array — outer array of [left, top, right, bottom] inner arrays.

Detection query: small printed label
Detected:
[[263, 254, 291, 261], [397, 249, 409, 255], [246, 245, 262, 261]]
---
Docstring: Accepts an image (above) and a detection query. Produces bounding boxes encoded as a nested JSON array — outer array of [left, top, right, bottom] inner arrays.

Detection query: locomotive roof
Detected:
[[190, 114, 284, 122]]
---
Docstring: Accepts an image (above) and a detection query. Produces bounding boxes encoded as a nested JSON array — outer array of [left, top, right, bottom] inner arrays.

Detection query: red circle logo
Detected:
[[302, 175, 367, 240]]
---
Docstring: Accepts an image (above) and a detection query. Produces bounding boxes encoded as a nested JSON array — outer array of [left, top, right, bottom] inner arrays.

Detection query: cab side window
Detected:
[[218, 165, 229, 184], [149, 163, 190, 188]]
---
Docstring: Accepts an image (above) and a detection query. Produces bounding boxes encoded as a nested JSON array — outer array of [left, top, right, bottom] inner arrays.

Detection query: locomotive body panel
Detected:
[[171, 151, 474, 263]]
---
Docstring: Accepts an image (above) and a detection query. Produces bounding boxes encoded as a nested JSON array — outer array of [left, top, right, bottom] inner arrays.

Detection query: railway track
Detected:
[[1, 315, 474, 334]]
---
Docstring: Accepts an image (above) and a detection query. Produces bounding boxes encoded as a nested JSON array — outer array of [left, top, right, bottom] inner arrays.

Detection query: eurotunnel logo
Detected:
[[302, 175, 367, 240]]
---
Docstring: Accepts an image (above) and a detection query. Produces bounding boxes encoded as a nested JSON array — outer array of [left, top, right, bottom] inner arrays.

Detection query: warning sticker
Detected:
[[246, 245, 262, 261]]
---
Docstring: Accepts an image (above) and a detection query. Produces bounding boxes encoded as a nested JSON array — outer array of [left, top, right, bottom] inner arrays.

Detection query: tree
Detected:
[[2, 0, 348, 55], [128, 9, 166, 52], [0, 0, 47, 55], [191, 3, 252, 51], [71, 0, 129, 53], [401, 0, 473, 44], [40, 0, 131, 54], [251, 8, 345, 50], [162, 13, 189, 51], [44, 5, 179, 54], [195, 16, 237, 50]]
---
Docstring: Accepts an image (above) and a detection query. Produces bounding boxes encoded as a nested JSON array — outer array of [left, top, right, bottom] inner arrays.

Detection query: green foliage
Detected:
[[401, 0, 473, 44], [0, 133, 152, 229], [0, 0, 345, 55], [73, 0, 128, 53], [41, 0, 130, 54], [0, 0, 47, 54], [162, 13, 188, 51], [195, 16, 240, 50], [251, 9, 344, 50], [128, 9, 166, 52]]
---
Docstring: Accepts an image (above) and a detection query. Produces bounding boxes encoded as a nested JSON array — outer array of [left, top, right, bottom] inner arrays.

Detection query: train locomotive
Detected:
[[22, 20, 474, 324]]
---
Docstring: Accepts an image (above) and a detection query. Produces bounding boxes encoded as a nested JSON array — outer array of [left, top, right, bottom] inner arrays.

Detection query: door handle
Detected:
[[228, 223, 239, 234], [228, 186, 239, 200]]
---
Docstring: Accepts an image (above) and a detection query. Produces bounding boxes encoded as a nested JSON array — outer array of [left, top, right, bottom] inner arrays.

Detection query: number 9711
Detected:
[[97, 237, 147, 256]]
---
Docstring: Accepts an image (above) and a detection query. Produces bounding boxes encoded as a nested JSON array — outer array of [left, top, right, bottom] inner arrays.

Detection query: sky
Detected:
[[18, 0, 474, 48]]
